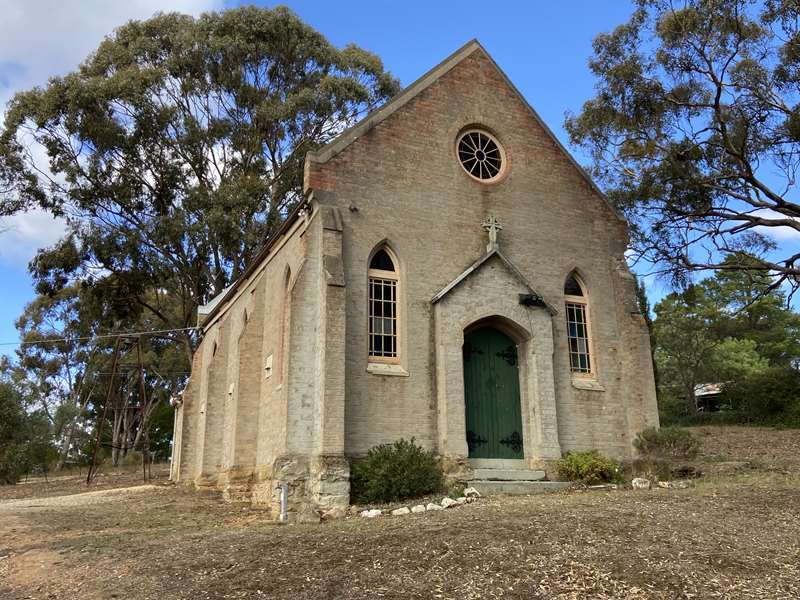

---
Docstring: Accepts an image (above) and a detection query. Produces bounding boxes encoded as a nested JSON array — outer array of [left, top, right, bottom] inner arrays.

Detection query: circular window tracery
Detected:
[[457, 130, 504, 181]]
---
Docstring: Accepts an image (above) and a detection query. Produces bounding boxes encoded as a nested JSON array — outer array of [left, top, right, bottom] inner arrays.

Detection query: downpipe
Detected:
[[279, 483, 289, 523]]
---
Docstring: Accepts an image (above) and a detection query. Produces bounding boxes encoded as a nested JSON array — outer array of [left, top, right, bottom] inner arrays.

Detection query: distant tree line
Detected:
[[646, 255, 800, 426]]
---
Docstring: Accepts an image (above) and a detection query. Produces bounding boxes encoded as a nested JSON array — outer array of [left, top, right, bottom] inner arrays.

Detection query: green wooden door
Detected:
[[463, 327, 524, 459]]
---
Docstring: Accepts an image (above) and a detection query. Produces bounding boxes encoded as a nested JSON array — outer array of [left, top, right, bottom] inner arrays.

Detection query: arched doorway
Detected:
[[463, 326, 524, 459]]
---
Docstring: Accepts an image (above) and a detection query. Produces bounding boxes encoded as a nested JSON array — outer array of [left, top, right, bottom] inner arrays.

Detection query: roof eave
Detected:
[[197, 196, 312, 330], [306, 39, 482, 167]]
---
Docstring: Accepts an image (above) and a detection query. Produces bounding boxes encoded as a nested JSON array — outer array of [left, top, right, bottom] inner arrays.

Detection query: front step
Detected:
[[471, 468, 545, 481], [467, 480, 573, 495], [468, 458, 526, 469]]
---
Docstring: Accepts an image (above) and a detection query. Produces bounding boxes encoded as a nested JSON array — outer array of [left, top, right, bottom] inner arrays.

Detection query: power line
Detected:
[[1, 326, 199, 347]]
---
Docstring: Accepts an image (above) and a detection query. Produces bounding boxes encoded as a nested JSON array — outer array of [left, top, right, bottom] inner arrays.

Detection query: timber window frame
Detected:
[[564, 273, 595, 377], [367, 247, 401, 365], [456, 129, 506, 182]]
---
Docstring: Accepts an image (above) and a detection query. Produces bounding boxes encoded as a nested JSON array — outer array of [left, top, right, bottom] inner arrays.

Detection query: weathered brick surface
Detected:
[[172, 42, 659, 521], [307, 45, 658, 460]]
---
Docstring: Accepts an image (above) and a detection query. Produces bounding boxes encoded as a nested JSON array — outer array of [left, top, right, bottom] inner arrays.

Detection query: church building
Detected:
[[170, 40, 659, 520]]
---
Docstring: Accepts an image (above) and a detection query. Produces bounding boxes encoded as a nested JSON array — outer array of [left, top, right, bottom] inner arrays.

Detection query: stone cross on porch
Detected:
[[482, 215, 503, 252]]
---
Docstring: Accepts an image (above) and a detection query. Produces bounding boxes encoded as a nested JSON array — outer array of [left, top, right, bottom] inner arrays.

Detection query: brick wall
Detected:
[[306, 47, 658, 460]]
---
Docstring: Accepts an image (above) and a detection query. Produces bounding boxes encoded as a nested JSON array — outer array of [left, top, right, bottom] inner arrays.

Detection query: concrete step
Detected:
[[467, 480, 573, 495], [471, 468, 546, 481], [468, 458, 527, 469]]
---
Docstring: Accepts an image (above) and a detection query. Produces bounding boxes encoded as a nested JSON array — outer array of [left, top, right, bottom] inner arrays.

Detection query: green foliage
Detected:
[[147, 400, 175, 461], [0, 380, 29, 484], [636, 277, 659, 388], [556, 450, 623, 485], [634, 427, 701, 461], [653, 282, 722, 414], [350, 438, 444, 504], [0, 378, 57, 484], [652, 257, 800, 424], [720, 368, 800, 427], [712, 338, 770, 381], [566, 0, 800, 292]]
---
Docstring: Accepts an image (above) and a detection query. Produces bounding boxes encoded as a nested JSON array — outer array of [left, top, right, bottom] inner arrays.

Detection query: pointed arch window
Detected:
[[564, 274, 592, 374], [368, 248, 399, 362], [278, 267, 291, 383]]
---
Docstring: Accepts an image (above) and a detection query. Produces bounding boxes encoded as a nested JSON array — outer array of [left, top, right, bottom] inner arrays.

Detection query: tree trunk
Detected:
[[56, 417, 77, 471], [685, 382, 698, 416], [55, 387, 95, 471], [112, 407, 123, 466], [180, 332, 194, 372]]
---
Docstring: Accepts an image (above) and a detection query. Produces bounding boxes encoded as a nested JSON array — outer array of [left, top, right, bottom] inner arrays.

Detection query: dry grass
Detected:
[[0, 463, 171, 502], [1, 426, 799, 599]]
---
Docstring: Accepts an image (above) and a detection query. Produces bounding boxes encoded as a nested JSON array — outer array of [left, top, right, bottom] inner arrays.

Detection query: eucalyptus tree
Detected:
[[0, 6, 399, 363], [14, 284, 111, 469], [566, 0, 800, 293]]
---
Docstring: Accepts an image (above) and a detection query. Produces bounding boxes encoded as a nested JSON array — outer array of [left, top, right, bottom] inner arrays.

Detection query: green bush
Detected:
[[634, 427, 702, 461], [1, 381, 30, 485], [350, 438, 444, 504], [659, 410, 749, 427], [556, 450, 623, 485], [720, 368, 800, 427]]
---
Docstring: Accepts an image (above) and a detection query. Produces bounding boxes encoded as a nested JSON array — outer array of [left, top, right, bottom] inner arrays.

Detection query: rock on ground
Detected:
[[411, 505, 426, 513], [463, 487, 481, 498], [632, 478, 651, 490], [657, 480, 691, 489], [441, 497, 459, 509], [425, 502, 443, 511], [391, 507, 410, 516]]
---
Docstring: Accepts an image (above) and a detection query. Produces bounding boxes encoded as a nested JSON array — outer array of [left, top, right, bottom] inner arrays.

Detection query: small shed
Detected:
[[694, 383, 725, 412]]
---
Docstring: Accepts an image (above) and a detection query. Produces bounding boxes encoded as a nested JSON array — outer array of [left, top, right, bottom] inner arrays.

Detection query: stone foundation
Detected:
[[191, 453, 351, 522], [529, 458, 562, 481], [441, 455, 473, 485]]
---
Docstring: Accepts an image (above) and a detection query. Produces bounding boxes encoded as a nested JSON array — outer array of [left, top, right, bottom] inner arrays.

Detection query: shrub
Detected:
[[634, 427, 702, 461], [719, 368, 800, 428], [1, 381, 30, 485], [350, 438, 444, 504], [556, 450, 622, 485]]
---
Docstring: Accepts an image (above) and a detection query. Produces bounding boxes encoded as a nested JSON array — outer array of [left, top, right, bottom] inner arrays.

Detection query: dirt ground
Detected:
[[1, 426, 799, 599]]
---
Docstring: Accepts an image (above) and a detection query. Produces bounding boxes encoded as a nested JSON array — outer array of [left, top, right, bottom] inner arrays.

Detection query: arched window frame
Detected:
[[278, 267, 292, 384], [564, 272, 595, 377], [367, 245, 401, 365]]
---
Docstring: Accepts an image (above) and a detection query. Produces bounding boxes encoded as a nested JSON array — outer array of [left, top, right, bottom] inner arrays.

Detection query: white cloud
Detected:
[[0, 0, 223, 111], [751, 209, 800, 242], [0, 0, 223, 267], [0, 209, 67, 268]]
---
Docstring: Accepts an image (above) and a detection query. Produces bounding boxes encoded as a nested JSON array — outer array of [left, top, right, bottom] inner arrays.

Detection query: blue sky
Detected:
[[1, 0, 649, 354]]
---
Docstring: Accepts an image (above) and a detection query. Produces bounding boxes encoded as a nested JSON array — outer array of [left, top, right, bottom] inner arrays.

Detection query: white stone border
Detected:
[[359, 487, 481, 518]]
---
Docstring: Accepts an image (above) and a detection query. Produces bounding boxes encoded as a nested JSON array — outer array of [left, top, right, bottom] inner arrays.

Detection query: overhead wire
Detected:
[[0, 326, 199, 347]]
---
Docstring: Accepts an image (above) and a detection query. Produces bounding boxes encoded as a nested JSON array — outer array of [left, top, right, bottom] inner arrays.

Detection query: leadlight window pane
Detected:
[[565, 301, 591, 373], [564, 275, 583, 296], [369, 276, 397, 359], [370, 249, 395, 271]]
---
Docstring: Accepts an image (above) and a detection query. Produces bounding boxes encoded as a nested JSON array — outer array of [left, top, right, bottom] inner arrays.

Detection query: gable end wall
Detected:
[[306, 49, 657, 460]]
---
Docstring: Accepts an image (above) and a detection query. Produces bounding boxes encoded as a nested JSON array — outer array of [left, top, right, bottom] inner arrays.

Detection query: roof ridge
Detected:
[[306, 39, 481, 166]]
